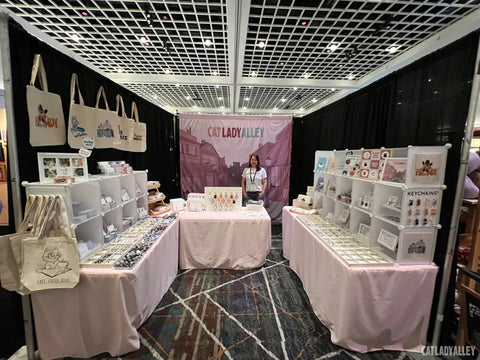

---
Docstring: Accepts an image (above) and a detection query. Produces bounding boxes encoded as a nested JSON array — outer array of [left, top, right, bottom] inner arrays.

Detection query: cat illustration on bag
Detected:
[[37, 246, 72, 278], [70, 116, 86, 137], [35, 104, 58, 128]]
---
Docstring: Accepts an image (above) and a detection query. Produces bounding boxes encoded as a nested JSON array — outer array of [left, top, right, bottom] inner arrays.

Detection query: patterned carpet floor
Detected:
[[69, 228, 444, 360]]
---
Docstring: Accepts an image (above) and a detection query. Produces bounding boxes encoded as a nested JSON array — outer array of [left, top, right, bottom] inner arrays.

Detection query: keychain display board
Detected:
[[311, 145, 449, 265]]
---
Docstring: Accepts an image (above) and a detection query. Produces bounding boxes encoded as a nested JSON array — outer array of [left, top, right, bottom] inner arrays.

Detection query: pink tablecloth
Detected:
[[31, 220, 179, 360], [178, 208, 271, 269], [284, 210, 438, 353], [281, 206, 299, 260]]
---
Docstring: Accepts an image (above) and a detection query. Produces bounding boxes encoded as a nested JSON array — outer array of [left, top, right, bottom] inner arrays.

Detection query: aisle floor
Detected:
[[68, 226, 446, 360]]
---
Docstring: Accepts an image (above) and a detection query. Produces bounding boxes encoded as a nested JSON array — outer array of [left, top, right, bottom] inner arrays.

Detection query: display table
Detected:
[[283, 209, 438, 353], [31, 220, 179, 360], [178, 208, 271, 269], [281, 206, 300, 260]]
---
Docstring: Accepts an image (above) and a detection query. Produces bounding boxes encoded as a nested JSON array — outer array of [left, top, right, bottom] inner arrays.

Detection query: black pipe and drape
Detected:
[[291, 30, 480, 345]]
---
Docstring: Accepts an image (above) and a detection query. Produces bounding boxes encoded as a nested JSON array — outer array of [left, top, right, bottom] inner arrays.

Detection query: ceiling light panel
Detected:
[[243, 0, 480, 80], [123, 83, 230, 109], [239, 87, 339, 111], [1, 0, 229, 76]]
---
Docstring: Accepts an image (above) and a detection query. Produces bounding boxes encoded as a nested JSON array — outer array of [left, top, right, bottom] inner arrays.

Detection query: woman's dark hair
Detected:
[[249, 154, 261, 170]]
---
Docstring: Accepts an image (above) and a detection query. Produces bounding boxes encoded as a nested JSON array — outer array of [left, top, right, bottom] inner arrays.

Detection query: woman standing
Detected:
[[241, 154, 267, 206]]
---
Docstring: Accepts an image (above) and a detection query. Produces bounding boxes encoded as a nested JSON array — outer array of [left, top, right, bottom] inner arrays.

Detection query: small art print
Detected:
[[326, 157, 340, 174], [413, 153, 442, 184], [402, 231, 433, 260], [315, 156, 328, 172], [382, 158, 407, 183], [377, 228, 399, 251]]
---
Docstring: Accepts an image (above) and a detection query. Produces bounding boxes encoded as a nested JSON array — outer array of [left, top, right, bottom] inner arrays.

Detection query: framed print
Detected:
[[407, 146, 447, 185], [376, 228, 399, 251], [37, 152, 89, 183], [381, 158, 407, 183], [398, 229, 435, 264], [358, 223, 371, 238]]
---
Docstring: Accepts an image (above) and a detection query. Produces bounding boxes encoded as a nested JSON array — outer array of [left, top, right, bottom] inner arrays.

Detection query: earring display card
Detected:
[[341, 152, 361, 177], [204, 187, 242, 211], [37, 152, 88, 183], [403, 188, 441, 227], [359, 148, 392, 180]]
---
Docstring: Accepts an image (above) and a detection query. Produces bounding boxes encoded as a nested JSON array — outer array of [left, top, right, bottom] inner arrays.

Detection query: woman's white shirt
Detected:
[[242, 167, 267, 192]]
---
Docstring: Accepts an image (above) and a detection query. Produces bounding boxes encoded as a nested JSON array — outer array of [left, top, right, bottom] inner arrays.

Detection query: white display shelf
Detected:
[[23, 170, 149, 260], [311, 145, 449, 265]]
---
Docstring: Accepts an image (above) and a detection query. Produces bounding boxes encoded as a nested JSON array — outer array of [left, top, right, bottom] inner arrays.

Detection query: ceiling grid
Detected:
[[0, 0, 479, 116]]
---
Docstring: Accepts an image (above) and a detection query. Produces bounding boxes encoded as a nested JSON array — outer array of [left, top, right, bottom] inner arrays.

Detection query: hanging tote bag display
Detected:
[[129, 102, 147, 152], [94, 86, 119, 149], [67, 73, 96, 149], [26, 54, 66, 146], [20, 195, 79, 292]]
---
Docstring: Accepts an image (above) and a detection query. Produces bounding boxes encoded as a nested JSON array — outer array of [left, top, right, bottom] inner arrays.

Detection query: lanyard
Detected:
[[249, 168, 257, 184]]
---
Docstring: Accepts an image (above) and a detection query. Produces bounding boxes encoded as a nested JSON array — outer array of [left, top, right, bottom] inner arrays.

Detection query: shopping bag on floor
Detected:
[[94, 86, 119, 149], [67, 73, 96, 149], [128, 102, 147, 152], [20, 195, 79, 292], [26, 54, 66, 146]]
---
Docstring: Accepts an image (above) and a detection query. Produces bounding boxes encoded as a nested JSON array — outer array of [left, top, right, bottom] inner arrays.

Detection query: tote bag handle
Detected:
[[95, 86, 111, 111], [70, 73, 85, 106], [116, 94, 127, 119], [29, 54, 48, 91], [131, 101, 140, 123]]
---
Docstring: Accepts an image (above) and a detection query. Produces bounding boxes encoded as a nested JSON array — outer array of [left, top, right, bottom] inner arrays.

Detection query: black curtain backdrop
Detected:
[[291, 30, 480, 345], [0, 19, 180, 357]]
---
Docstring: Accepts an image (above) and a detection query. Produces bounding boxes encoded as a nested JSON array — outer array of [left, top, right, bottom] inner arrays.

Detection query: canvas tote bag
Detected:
[[0, 195, 45, 294], [129, 102, 147, 152], [20, 195, 79, 292], [67, 73, 96, 149], [94, 86, 119, 149], [26, 54, 66, 146]]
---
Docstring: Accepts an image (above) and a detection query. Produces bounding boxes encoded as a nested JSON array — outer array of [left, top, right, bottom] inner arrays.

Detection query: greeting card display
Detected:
[[359, 148, 392, 180], [326, 157, 340, 174], [204, 187, 242, 211], [315, 176, 325, 193], [376, 228, 399, 251], [358, 223, 371, 239], [315, 156, 328, 172], [37, 152, 88, 183], [381, 158, 407, 183]]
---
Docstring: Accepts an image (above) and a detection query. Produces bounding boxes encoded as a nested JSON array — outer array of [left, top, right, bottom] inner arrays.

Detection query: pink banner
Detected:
[[179, 114, 292, 221]]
